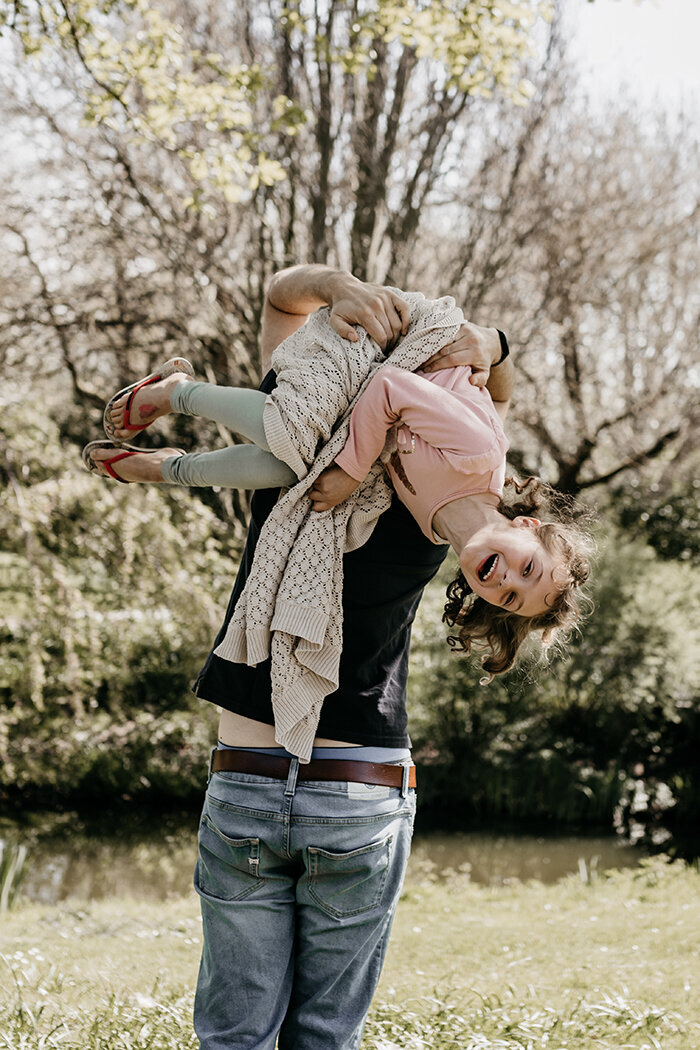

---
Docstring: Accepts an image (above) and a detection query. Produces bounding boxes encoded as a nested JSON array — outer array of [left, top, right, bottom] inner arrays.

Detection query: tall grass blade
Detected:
[[0, 839, 29, 912]]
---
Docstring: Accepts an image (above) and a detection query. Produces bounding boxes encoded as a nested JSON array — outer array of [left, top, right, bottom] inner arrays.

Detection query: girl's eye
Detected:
[[523, 561, 533, 577], [504, 592, 515, 607]]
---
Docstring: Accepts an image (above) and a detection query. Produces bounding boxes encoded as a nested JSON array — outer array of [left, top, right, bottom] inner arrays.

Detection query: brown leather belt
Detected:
[[210, 748, 416, 789]]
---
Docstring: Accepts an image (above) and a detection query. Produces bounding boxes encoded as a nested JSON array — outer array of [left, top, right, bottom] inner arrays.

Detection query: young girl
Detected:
[[83, 343, 593, 681]]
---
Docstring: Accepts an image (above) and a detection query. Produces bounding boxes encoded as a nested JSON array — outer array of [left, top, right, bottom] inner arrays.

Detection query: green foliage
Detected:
[[614, 478, 700, 564], [2, 0, 296, 203], [283, 0, 544, 98], [6, 709, 217, 803], [0, 390, 235, 804]]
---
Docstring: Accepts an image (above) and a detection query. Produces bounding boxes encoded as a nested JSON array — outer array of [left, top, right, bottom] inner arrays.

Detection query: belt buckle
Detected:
[[400, 763, 411, 797]]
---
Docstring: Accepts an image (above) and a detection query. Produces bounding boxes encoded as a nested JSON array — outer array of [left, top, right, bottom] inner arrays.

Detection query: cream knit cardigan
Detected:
[[214, 290, 464, 760]]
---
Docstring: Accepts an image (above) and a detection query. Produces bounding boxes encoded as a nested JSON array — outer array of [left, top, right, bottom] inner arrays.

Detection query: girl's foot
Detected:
[[107, 372, 192, 442], [83, 441, 184, 483], [103, 357, 195, 443]]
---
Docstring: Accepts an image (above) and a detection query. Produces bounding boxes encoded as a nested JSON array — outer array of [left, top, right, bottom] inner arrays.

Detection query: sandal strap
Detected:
[[102, 450, 141, 483], [122, 374, 164, 432]]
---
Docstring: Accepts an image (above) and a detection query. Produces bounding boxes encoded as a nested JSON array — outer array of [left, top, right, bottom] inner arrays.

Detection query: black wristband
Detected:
[[494, 330, 510, 366]]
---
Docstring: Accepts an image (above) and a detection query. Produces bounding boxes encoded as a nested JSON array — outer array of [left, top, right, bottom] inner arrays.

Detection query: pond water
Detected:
[[0, 811, 642, 905]]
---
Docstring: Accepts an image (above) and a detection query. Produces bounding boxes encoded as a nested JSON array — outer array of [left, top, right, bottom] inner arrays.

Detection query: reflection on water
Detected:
[[0, 812, 641, 905], [408, 832, 639, 886], [0, 812, 201, 905]]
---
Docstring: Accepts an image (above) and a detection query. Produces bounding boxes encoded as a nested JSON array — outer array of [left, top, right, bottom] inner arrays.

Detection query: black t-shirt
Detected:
[[193, 371, 448, 747]]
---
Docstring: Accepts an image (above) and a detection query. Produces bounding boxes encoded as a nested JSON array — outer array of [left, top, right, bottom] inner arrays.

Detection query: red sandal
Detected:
[[82, 440, 183, 483], [103, 357, 194, 442]]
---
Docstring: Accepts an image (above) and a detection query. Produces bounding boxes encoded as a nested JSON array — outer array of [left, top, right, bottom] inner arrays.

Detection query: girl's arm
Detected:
[[309, 366, 505, 512], [310, 368, 426, 513], [335, 367, 503, 478]]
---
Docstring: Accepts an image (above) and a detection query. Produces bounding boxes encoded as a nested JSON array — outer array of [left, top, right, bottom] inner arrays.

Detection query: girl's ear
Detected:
[[512, 515, 541, 529]]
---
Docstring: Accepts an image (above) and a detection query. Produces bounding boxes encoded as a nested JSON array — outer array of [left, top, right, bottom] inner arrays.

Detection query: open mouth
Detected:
[[477, 553, 499, 583]]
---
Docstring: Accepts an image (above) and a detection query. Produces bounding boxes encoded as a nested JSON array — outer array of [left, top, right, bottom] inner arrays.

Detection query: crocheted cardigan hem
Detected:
[[263, 399, 308, 480]]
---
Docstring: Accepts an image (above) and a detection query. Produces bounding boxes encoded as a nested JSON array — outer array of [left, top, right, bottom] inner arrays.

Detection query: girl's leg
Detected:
[[86, 444, 295, 488], [106, 375, 297, 488], [108, 374, 272, 448], [165, 383, 296, 488], [161, 444, 296, 489], [170, 382, 271, 449]]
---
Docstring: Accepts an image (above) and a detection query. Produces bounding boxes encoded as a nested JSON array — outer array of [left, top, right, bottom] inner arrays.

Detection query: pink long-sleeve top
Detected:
[[334, 365, 509, 543]]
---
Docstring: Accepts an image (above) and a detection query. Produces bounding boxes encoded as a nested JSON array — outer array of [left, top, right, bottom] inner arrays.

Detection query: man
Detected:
[[191, 264, 513, 1049]]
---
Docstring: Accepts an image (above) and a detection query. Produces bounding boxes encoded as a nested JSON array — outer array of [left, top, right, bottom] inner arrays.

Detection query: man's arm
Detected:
[[260, 265, 411, 375], [485, 354, 513, 421]]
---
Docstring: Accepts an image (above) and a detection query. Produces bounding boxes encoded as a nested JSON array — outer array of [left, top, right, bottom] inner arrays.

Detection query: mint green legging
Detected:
[[160, 381, 297, 489]]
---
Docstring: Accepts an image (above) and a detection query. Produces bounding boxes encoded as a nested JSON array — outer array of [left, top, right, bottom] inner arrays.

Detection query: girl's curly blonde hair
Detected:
[[443, 476, 595, 679]]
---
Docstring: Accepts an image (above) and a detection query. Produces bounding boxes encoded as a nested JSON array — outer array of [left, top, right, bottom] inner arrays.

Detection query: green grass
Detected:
[[1, 859, 699, 1048]]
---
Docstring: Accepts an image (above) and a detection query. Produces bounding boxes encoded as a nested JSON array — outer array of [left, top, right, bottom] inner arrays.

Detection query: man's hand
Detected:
[[309, 464, 361, 512], [263, 266, 412, 371], [421, 322, 501, 387], [326, 273, 411, 349]]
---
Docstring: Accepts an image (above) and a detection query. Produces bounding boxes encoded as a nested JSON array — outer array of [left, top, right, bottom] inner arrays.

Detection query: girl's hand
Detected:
[[309, 465, 361, 512], [422, 322, 501, 387]]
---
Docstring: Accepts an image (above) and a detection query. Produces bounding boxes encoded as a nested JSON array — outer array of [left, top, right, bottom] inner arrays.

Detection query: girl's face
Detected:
[[458, 516, 563, 618]]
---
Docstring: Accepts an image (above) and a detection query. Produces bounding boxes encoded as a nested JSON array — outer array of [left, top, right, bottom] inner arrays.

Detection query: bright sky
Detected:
[[566, 0, 700, 107]]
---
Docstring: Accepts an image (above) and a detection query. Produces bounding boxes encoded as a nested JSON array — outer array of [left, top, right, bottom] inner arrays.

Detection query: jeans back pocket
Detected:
[[195, 812, 264, 902], [307, 833, 393, 918]]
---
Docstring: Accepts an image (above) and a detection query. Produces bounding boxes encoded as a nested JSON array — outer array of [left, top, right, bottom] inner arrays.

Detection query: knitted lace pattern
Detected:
[[214, 290, 464, 761]]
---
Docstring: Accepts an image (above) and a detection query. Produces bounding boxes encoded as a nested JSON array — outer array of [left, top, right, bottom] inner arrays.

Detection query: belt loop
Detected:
[[284, 756, 299, 797], [400, 763, 411, 798], [207, 746, 218, 785]]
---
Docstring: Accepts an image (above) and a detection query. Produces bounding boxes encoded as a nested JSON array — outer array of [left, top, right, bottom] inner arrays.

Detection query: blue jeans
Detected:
[[193, 758, 416, 1049]]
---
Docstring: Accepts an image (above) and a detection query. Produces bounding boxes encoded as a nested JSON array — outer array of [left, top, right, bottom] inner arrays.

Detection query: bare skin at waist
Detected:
[[218, 708, 360, 749]]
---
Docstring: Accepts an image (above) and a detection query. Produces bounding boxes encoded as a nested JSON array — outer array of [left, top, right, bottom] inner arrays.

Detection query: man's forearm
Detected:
[[261, 266, 347, 373], [486, 355, 514, 404], [267, 265, 350, 316]]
